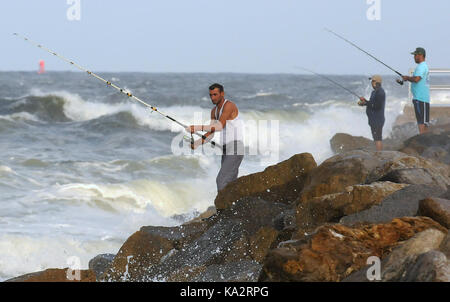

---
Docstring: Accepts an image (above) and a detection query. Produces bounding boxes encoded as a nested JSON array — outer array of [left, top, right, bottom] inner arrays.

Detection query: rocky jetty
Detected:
[[6, 121, 450, 282]]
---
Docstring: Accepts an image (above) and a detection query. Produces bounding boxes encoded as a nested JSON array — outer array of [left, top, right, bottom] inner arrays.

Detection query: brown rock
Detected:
[[6, 268, 96, 282], [295, 181, 409, 235], [214, 153, 317, 210], [330, 133, 374, 154], [418, 197, 450, 229], [259, 216, 447, 282]]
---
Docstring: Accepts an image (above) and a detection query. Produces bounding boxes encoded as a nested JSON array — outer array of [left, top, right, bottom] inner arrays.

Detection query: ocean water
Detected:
[[0, 71, 448, 281]]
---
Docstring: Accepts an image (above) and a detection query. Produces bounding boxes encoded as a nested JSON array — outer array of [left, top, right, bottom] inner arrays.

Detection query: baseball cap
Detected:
[[369, 75, 382, 84], [411, 47, 426, 56]]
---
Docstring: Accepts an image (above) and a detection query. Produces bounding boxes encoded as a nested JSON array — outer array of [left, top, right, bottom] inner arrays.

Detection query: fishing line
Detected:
[[14, 33, 221, 149], [325, 28, 405, 85]]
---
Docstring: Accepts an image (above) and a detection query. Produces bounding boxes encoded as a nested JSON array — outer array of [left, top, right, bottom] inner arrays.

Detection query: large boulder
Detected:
[[399, 130, 450, 165], [147, 198, 289, 282], [330, 133, 375, 154], [340, 184, 447, 226], [440, 233, 450, 258], [418, 197, 450, 229], [343, 229, 449, 282], [214, 153, 317, 210], [258, 217, 446, 282], [378, 168, 445, 188], [100, 222, 208, 282], [102, 197, 290, 282], [398, 250, 450, 282], [88, 254, 115, 281], [5, 268, 96, 282], [330, 133, 402, 154], [297, 150, 450, 205], [295, 181, 408, 235]]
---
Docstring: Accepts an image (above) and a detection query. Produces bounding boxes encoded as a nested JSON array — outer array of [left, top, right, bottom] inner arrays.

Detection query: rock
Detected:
[[191, 260, 262, 282], [100, 222, 208, 282], [399, 131, 450, 165], [439, 233, 450, 258], [378, 229, 447, 281], [379, 168, 443, 188], [440, 186, 450, 200], [330, 133, 402, 154], [184, 206, 217, 224], [259, 217, 446, 282], [340, 184, 447, 226], [393, 104, 450, 130], [88, 254, 115, 281], [5, 268, 96, 282], [142, 198, 290, 282], [418, 197, 450, 229], [297, 150, 450, 205], [214, 153, 317, 210], [399, 250, 450, 282], [343, 229, 448, 282], [330, 133, 375, 154], [295, 181, 408, 235]]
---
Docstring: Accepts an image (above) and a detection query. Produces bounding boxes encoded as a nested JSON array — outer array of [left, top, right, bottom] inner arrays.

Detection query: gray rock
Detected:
[[138, 198, 289, 281], [379, 168, 441, 187], [400, 250, 450, 282], [191, 260, 262, 282], [88, 253, 115, 280], [340, 184, 447, 226], [439, 186, 450, 200], [400, 131, 450, 165], [439, 233, 450, 259]]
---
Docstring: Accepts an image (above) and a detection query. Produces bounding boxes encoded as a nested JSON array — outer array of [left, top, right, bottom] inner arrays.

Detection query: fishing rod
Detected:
[[325, 28, 405, 85], [13, 33, 221, 149], [296, 67, 362, 99]]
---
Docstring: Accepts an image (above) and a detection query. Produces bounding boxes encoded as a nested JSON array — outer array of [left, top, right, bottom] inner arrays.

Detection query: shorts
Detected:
[[370, 125, 383, 141], [413, 99, 430, 125]]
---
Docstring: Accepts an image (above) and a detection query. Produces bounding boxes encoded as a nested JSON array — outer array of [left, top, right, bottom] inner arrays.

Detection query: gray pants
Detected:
[[216, 141, 244, 192]]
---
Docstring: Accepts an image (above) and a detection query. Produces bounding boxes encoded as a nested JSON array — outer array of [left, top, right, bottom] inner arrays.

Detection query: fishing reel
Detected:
[[396, 78, 404, 85], [183, 134, 195, 149]]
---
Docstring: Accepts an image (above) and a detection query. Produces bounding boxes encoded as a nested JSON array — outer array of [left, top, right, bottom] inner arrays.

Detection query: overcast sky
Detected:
[[1, 0, 449, 74]]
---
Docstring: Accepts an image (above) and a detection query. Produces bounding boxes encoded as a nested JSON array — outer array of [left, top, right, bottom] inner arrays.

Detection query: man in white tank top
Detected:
[[186, 83, 244, 192]]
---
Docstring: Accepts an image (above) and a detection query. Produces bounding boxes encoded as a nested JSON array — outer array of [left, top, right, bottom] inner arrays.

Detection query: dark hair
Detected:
[[209, 83, 224, 92]]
